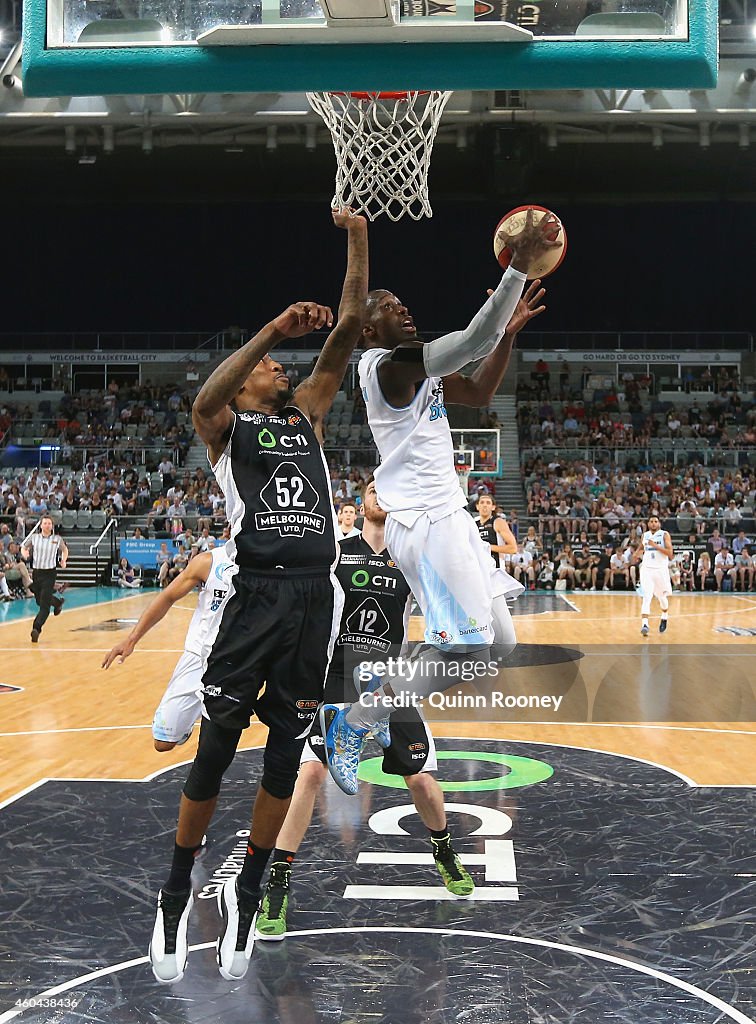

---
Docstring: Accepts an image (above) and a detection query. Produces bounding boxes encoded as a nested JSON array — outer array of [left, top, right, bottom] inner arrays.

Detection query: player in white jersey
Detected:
[[632, 514, 674, 636], [321, 210, 559, 794], [102, 547, 237, 750]]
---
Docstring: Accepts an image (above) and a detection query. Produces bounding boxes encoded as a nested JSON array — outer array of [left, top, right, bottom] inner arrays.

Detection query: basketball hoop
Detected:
[[306, 90, 452, 222]]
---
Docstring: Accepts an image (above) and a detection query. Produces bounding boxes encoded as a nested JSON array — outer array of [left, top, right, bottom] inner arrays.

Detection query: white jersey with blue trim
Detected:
[[183, 546, 238, 658], [641, 530, 669, 569], [358, 347, 466, 527]]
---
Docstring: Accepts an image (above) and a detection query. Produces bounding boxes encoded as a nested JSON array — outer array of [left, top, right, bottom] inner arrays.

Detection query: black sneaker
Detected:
[[659, 619, 668, 633], [149, 888, 193, 984], [255, 862, 291, 941], [53, 598, 65, 616], [217, 876, 259, 980], [30, 628, 40, 643]]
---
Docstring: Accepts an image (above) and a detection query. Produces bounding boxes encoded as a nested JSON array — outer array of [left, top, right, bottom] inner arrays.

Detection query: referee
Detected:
[[21, 515, 68, 643]]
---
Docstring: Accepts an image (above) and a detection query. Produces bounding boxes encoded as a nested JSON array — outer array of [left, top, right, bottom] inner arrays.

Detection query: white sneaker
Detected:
[[149, 889, 193, 984], [217, 875, 259, 981]]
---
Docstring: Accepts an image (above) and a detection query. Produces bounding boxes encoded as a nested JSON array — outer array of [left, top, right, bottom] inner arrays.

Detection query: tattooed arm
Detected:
[[293, 208, 369, 442]]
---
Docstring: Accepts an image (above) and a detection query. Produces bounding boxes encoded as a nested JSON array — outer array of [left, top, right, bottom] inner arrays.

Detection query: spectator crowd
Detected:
[[2, 366, 754, 599], [517, 359, 754, 453]]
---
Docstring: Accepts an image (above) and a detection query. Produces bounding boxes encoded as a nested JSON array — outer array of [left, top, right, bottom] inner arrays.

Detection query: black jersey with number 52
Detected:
[[212, 407, 338, 571], [331, 535, 412, 680]]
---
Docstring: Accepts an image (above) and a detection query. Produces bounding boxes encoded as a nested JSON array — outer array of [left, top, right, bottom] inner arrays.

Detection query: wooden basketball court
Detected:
[[2, 587, 754, 802]]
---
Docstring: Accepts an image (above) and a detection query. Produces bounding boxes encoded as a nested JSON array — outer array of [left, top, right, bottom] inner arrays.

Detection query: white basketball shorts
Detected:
[[385, 508, 524, 648], [639, 565, 672, 606], [152, 649, 204, 744]]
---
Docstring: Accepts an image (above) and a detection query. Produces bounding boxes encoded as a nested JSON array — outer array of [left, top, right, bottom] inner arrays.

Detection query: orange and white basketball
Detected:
[[493, 205, 567, 280]]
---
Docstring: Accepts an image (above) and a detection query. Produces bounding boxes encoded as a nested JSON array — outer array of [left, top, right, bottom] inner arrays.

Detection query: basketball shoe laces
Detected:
[[262, 863, 290, 920], [234, 884, 260, 951], [159, 891, 189, 954]]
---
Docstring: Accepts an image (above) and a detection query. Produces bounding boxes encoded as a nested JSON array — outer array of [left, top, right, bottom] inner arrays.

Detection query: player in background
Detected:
[[337, 500, 361, 539], [473, 492, 517, 568], [102, 546, 237, 752], [147, 208, 368, 986], [321, 213, 555, 795], [254, 478, 473, 940], [633, 514, 674, 636]]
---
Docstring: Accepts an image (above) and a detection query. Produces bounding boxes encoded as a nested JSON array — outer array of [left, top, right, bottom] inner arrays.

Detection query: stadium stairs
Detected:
[[184, 441, 209, 474], [57, 534, 111, 587], [489, 394, 526, 515]]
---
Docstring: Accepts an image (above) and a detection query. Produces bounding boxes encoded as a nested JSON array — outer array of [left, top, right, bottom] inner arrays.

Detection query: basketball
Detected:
[[493, 204, 567, 279]]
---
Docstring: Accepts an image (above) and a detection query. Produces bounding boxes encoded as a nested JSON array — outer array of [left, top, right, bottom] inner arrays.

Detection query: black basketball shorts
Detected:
[[303, 673, 438, 777], [201, 569, 344, 734]]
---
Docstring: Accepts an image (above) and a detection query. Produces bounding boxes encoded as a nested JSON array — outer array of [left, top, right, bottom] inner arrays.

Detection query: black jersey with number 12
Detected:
[[212, 407, 338, 571], [331, 535, 412, 681]]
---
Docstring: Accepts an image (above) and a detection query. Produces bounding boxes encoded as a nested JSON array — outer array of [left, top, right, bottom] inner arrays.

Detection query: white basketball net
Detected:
[[306, 90, 453, 222]]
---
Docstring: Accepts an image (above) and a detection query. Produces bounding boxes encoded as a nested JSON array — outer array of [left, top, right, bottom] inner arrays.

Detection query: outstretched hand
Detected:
[[332, 205, 367, 230], [507, 279, 546, 336], [273, 301, 334, 339], [485, 279, 546, 337]]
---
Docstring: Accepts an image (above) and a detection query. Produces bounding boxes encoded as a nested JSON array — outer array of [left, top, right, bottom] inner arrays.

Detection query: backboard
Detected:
[[451, 429, 502, 476], [22, 0, 717, 97]]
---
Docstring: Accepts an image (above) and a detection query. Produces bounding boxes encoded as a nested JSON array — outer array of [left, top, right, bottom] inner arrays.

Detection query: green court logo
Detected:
[[358, 749, 554, 792], [258, 428, 277, 448], [351, 570, 371, 587]]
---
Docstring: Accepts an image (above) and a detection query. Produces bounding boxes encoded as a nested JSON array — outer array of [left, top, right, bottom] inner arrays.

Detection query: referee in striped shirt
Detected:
[[21, 515, 68, 643]]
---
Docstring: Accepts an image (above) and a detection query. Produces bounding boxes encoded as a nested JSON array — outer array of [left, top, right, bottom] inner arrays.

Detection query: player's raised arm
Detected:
[[294, 208, 369, 436], [443, 279, 546, 407], [101, 552, 212, 669], [193, 301, 333, 463]]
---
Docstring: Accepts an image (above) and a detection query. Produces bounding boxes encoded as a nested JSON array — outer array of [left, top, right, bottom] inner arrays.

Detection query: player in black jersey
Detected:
[[473, 492, 517, 569], [253, 478, 474, 939], [149, 207, 368, 986]]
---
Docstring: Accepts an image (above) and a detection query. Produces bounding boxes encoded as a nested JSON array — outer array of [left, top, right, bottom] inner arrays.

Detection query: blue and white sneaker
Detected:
[[369, 718, 391, 749], [319, 704, 368, 796]]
